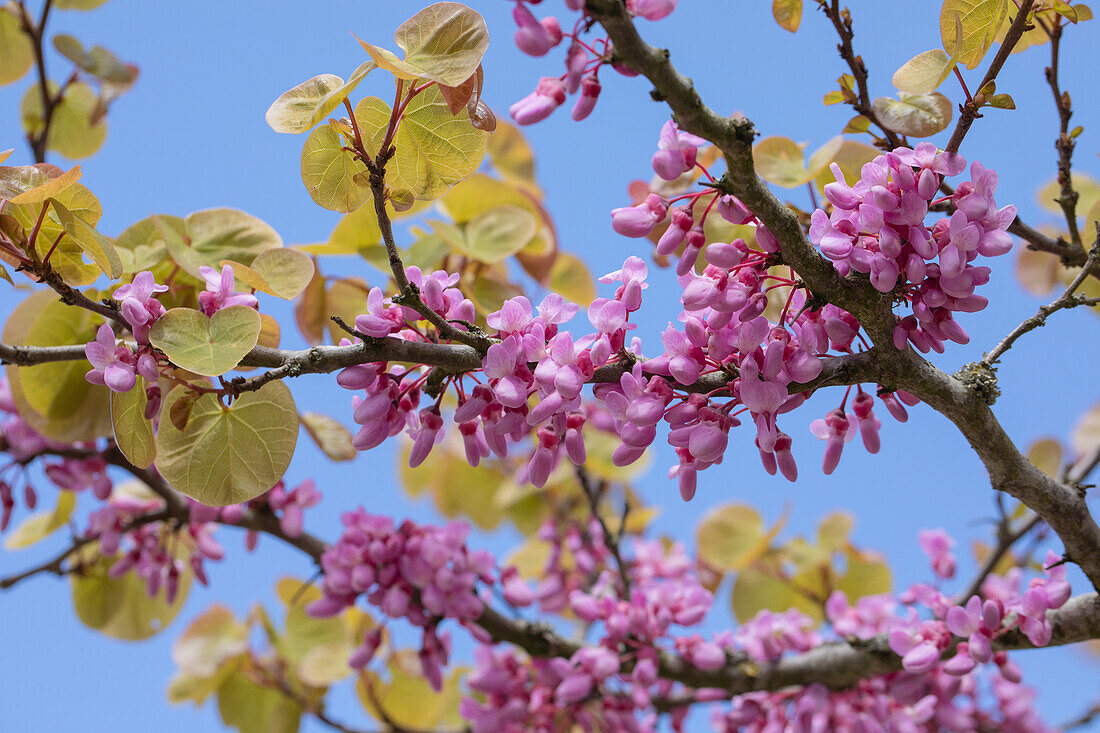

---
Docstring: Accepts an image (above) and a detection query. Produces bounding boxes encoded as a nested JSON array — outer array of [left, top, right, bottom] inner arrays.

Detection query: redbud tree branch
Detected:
[[15, 0, 63, 164], [583, 0, 1100, 592], [1039, 14, 1082, 248], [6, 443, 1100, 698], [943, 0, 1036, 154]]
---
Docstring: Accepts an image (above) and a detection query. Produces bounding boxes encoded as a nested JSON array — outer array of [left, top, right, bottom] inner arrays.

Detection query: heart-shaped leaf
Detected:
[[356, 3, 488, 87], [265, 61, 376, 134], [111, 382, 155, 468], [155, 381, 298, 506], [221, 248, 315, 300], [872, 92, 953, 137], [300, 123, 370, 213], [149, 306, 261, 377]]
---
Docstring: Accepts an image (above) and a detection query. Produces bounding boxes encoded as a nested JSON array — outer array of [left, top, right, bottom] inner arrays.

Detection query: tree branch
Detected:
[[983, 238, 1100, 366], [943, 0, 1036, 154]]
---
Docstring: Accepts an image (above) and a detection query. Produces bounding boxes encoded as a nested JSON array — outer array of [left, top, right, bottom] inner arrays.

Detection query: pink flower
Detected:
[[85, 324, 136, 393], [509, 77, 566, 125], [651, 119, 705, 180], [198, 264, 258, 316], [512, 4, 562, 57]]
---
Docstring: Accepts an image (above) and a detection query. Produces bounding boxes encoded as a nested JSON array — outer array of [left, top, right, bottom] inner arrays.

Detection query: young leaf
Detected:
[[300, 123, 370, 213], [71, 544, 191, 640], [49, 197, 123, 279], [265, 62, 375, 134], [6, 164, 81, 204], [21, 81, 108, 159], [148, 306, 262, 377], [155, 381, 298, 506], [221, 247, 315, 300], [872, 92, 953, 137], [458, 205, 538, 263], [172, 605, 249, 678], [696, 503, 768, 571], [772, 0, 803, 32], [940, 0, 1009, 70], [300, 412, 357, 462], [3, 490, 76, 550], [356, 2, 489, 87], [355, 84, 487, 200], [892, 49, 957, 94], [111, 382, 156, 468], [0, 9, 33, 86], [548, 253, 596, 307]]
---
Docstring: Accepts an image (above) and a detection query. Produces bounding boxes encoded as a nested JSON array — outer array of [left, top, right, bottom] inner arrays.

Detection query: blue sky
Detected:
[[1, 1, 1098, 731]]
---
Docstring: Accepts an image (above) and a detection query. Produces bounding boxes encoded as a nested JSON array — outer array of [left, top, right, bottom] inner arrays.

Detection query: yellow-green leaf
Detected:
[[1073, 402, 1100, 456], [172, 605, 249, 678], [458, 205, 538, 263], [53, 0, 111, 9], [1015, 246, 1060, 296], [731, 561, 821, 623], [754, 136, 842, 188], [357, 2, 488, 87], [49, 197, 122, 279], [356, 84, 487, 200], [72, 546, 191, 640], [892, 49, 957, 94], [872, 92, 953, 137], [696, 503, 768, 572], [940, 0, 1009, 69], [837, 548, 892, 599], [217, 668, 301, 733], [265, 62, 376, 134], [486, 121, 539, 193], [7, 164, 81, 204], [3, 290, 112, 442], [0, 8, 33, 85], [1027, 438, 1064, 478], [1036, 171, 1100, 219], [111, 382, 156, 468], [300, 412, 357, 462], [149, 306, 261, 377], [548, 253, 596, 307], [4, 489, 76, 550], [816, 511, 854, 553], [357, 652, 464, 729], [772, 0, 803, 31], [300, 123, 370, 213], [155, 381, 298, 506], [21, 81, 107, 159], [222, 247, 315, 300]]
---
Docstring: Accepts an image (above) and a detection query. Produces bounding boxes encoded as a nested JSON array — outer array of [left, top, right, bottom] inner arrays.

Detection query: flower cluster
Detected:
[[811, 143, 1015, 352], [307, 508, 496, 689], [507, 0, 677, 125]]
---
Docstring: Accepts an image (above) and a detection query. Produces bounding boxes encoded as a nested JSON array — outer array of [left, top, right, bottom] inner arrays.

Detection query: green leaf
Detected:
[[940, 0, 1009, 69], [111, 382, 156, 468], [155, 381, 298, 506], [1073, 402, 1100, 456], [53, 0, 112, 9], [0, 8, 33, 85], [837, 548, 892, 600], [356, 84, 488, 200], [149, 306, 261, 377], [356, 2, 488, 87], [4, 489, 76, 550], [6, 163, 81, 204], [265, 62, 376, 134], [548, 253, 596, 307], [155, 209, 282, 280], [731, 561, 822, 623], [114, 215, 181, 274], [1027, 437, 1064, 478], [49, 197, 123, 279], [357, 652, 465, 729], [217, 668, 301, 733], [221, 248, 315, 300], [816, 511, 854, 553], [872, 92, 953, 137], [813, 140, 880, 193], [455, 205, 538, 263], [300, 123, 370, 213], [52, 35, 133, 84], [3, 290, 112, 442], [72, 545, 191, 640], [772, 0, 803, 31], [892, 49, 958, 94], [300, 412, 357, 462], [21, 81, 107, 159], [696, 503, 767, 572], [988, 92, 1015, 109], [172, 605, 249, 678], [753, 136, 842, 188]]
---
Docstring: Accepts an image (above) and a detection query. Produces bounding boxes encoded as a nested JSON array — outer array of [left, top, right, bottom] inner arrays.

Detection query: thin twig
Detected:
[[944, 0, 1036, 154], [574, 465, 631, 598], [1042, 18, 1082, 248], [983, 239, 1100, 366]]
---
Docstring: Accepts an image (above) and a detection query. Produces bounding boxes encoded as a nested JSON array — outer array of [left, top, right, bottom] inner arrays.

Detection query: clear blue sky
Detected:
[[1, 1, 1098, 731]]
